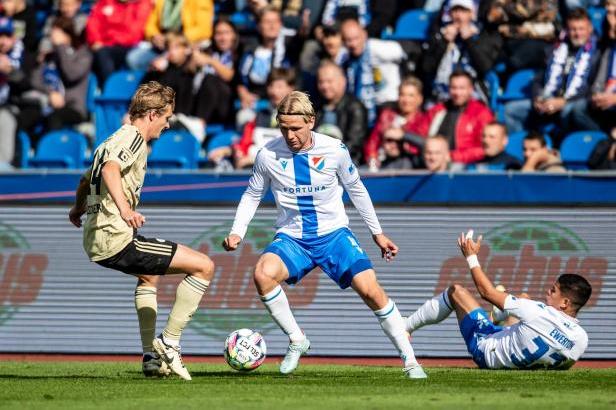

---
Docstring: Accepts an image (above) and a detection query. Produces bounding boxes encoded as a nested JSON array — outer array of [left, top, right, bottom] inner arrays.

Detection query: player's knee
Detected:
[[253, 259, 280, 287], [201, 255, 215, 281], [192, 254, 215, 281], [449, 283, 470, 300], [360, 284, 387, 307]]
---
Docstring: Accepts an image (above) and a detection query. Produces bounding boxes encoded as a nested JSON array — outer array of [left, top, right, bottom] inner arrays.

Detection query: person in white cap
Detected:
[[422, 0, 502, 103]]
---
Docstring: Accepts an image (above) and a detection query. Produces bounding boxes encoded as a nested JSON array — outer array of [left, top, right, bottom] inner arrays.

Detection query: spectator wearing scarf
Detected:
[[422, 0, 501, 104], [504, 8, 601, 144], [340, 18, 406, 126]]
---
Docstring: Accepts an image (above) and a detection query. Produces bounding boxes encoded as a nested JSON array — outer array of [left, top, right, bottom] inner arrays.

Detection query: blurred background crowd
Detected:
[[0, 0, 614, 172]]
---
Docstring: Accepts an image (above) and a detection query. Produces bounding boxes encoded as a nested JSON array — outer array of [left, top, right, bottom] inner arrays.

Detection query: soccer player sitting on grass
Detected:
[[406, 230, 591, 370], [69, 82, 215, 381]]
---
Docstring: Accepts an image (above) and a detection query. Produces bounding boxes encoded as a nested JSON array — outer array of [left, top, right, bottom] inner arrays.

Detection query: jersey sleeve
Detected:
[[230, 149, 271, 238], [103, 134, 142, 172], [336, 143, 382, 235], [503, 295, 545, 322]]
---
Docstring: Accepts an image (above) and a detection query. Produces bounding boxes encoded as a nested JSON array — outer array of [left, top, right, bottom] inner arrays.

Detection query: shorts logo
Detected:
[[311, 156, 325, 171]]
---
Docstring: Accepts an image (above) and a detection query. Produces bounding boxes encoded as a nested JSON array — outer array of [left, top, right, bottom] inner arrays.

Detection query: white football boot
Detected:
[[142, 352, 171, 377], [279, 338, 311, 374], [152, 335, 192, 381], [404, 363, 428, 379]]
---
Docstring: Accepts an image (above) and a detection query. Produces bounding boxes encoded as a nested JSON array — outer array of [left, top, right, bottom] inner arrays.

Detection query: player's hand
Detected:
[[69, 206, 86, 228], [121, 209, 146, 228], [373, 233, 398, 262], [223, 234, 242, 251], [458, 230, 482, 257]]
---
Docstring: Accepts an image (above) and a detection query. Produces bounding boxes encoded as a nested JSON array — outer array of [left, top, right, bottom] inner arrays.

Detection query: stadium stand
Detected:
[[0, 1, 611, 173]]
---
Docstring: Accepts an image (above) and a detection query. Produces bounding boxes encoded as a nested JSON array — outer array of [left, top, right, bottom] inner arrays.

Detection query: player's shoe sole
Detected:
[[152, 336, 192, 381], [404, 363, 428, 379], [280, 338, 311, 375], [142, 352, 171, 377]]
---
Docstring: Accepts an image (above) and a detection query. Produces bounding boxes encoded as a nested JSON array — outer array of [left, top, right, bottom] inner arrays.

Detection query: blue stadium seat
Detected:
[[101, 70, 145, 100], [94, 70, 145, 146], [16, 131, 31, 168], [199, 130, 239, 167], [30, 129, 88, 169], [589, 7, 605, 38], [149, 130, 201, 169], [388, 10, 436, 41], [485, 71, 500, 113], [86, 73, 99, 114], [560, 131, 608, 170], [506, 131, 553, 162], [501, 69, 536, 101], [497, 69, 536, 121]]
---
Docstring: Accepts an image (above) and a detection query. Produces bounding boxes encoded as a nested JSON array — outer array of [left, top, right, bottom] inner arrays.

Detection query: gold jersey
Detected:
[[83, 124, 148, 261]]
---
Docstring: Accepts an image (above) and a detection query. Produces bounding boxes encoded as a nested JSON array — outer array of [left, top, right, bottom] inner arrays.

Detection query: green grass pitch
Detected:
[[1, 361, 615, 409]]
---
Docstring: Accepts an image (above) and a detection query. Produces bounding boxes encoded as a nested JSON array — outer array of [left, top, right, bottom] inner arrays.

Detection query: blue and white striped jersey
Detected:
[[480, 295, 588, 369], [231, 132, 382, 240]]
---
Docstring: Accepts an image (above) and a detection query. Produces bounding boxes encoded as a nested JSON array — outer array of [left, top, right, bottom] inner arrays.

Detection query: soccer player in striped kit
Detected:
[[223, 91, 427, 378], [69, 82, 214, 381]]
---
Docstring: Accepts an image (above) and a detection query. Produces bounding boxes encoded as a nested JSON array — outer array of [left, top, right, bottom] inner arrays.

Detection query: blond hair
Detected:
[[400, 76, 423, 94], [128, 81, 175, 121], [276, 91, 315, 123]]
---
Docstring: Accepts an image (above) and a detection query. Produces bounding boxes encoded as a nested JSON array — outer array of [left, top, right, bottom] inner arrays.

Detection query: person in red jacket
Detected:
[[85, 0, 153, 86], [423, 71, 494, 164]]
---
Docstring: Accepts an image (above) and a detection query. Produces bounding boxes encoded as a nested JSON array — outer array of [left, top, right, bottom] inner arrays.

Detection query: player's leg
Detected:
[[152, 243, 214, 380], [255, 253, 306, 343], [134, 274, 170, 377], [258, 235, 314, 374], [406, 283, 481, 333], [351, 270, 426, 379]]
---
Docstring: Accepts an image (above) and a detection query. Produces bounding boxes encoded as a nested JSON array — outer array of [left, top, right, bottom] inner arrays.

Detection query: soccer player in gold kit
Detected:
[[69, 81, 214, 381]]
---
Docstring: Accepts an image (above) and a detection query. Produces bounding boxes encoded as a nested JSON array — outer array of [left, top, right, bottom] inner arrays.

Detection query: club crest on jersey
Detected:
[[280, 159, 288, 170], [311, 156, 325, 170]]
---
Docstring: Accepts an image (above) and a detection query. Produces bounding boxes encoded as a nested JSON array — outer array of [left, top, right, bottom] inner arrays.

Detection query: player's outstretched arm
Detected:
[[372, 233, 399, 262], [69, 174, 90, 228], [224, 150, 270, 251], [101, 161, 146, 228], [458, 230, 508, 310]]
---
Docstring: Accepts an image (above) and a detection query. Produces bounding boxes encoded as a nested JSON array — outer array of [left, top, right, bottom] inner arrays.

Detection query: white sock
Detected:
[[375, 299, 418, 367], [406, 289, 454, 333], [261, 285, 304, 343]]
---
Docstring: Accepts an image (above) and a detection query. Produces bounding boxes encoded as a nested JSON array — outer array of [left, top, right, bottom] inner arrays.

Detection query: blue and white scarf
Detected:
[[543, 33, 598, 99], [346, 44, 377, 125], [322, 0, 370, 27], [433, 25, 479, 101]]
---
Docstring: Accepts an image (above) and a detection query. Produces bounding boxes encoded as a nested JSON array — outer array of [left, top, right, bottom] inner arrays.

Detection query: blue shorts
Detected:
[[263, 227, 373, 289], [460, 308, 503, 369]]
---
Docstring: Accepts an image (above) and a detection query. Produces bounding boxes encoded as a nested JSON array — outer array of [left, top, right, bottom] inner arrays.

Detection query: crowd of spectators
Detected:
[[0, 0, 614, 172]]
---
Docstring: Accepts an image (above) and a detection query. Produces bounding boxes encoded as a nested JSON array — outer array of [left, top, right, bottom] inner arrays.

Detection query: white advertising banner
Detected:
[[0, 206, 614, 358]]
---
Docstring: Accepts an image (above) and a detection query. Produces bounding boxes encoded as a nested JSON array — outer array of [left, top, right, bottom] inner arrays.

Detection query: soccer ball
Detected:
[[224, 328, 267, 371]]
